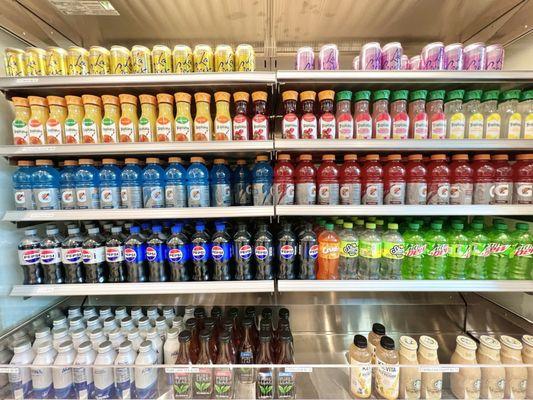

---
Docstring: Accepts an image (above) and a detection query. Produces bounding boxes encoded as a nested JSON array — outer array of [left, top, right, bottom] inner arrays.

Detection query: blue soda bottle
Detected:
[[191, 223, 210, 281], [75, 158, 100, 209], [99, 158, 121, 209], [124, 226, 147, 282], [13, 160, 34, 210], [59, 160, 77, 210], [210, 159, 232, 207], [211, 222, 232, 280], [120, 158, 143, 209], [32, 159, 60, 210], [142, 157, 165, 208], [252, 155, 273, 206], [187, 157, 210, 207], [146, 225, 168, 282], [165, 156, 187, 208], [233, 159, 252, 206], [167, 223, 190, 281]]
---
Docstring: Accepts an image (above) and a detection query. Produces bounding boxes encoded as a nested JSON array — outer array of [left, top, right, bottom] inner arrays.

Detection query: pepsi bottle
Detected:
[[211, 222, 232, 281], [82, 227, 106, 283], [146, 225, 168, 282], [254, 223, 274, 280], [105, 226, 126, 283], [61, 226, 84, 283], [124, 226, 147, 282], [18, 228, 43, 284], [233, 222, 253, 280], [298, 223, 318, 279], [166, 223, 190, 281], [277, 222, 297, 279], [191, 223, 210, 281], [40, 227, 64, 284]]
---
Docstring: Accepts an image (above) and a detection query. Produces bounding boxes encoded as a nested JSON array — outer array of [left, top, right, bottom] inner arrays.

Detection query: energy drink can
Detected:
[[381, 42, 403, 70], [67, 46, 89, 75], [409, 56, 421, 70], [318, 44, 339, 70], [463, 42, 486, 71], [4, 47, 26, 76], [360, 42, 382, 70], [296, 47, 315, 70], [131, 45, 152, 74], [421, 42, 444, 70], [485, 44, 504, 70], [235, 44, 255, 71], [444, 43, 464, 70], [89, 46, 110, 75], [110, 45, 131, 74], [172, 45, 193, 73], [193, 44, 214, 72], [25, 47, 47, 76], [401, 54, 409, 70], [353, 55, 360, 70], [214, 44, 235, 72], [152, 45, 172, 73], [46, 47, 68, 75]]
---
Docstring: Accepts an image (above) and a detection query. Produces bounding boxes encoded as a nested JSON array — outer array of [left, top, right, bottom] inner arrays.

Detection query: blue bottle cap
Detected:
[[171, 224, 183, 234], [130, 226, 140, 234], [196, 223, 205, 231], [141, 222, 151, 230], [152, 225, 162, 233], [215, 223, 225, 232]]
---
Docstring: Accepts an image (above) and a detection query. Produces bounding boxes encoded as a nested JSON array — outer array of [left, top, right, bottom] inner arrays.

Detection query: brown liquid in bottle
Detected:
[[477, 335, 505, 399], [349, 334, 372, 399], [256, 330, 274, 399], [214, 330, 234, 399], [238, 317, 256, 384], [276, 330, 296, 399], [173, 330, 193, 399], [521, 334, 533, 399], [399, 336, 421, 400], [193, 329, 213, 399], [500, 335, 527, 400], [450, 335, 481, 400], [375, 335, 399, 400], [417, 335, 442, 400], [185, 317, 199, 364], [222, 318, 237, 363], [369, 323, 386, 369], [204, 317, 218, 359]]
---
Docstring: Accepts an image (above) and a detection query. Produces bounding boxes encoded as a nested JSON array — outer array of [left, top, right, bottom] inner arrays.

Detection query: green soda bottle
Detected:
[[422, 222, 448, 279], [402, 223, 426, 279], [446, 223, 471, 279], [465, 222, 490, 279], [486, 223, 512, 279], [507, 223, 532, 279]]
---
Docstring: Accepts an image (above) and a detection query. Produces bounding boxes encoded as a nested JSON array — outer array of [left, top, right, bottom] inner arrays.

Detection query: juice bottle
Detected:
[[156, 93, 175, 142], [349, 335, 372, 399], [45, 96, 67, 144], [427, 90, 446, 139], [317, 223, 340, 280], [138, 94, 157, 142], [336, 90, 354, 139], [408, 90, 428, 139], [28, 96, 48, 145], [482, 90, 502, 139], [175, 92, 193, 142], [390, 90, 409, 140], [354, 90, 372, 140], [64, 95, 83, 144], [118, 94, 138, 143], [339, 154, 361, 205], [383, 154, 406, 205], [464, 90, 484, 139], [300, 91, 317, 139], [100, 95, 120, 143], [194, 92, 212, 141], [472, 154, 495, 205], [273, 154, 295, 206], [372, 90, 391, 139], [317, 154, 339, 205], [491, 154, 513, 204], [251, 91, 269, 140], [318, 90, 336, 139], [281, 90, 299, 139], [294, 154, 316, 205], [361, 154, 383, 205], [81, 94, 102, 143], [12, 97, 30, 145], [513, 154, 533, 204], [520, 89, 533, 139], [405, 154, 427, 205], [449, 154, 473, 205], [426, 154, 450, 205], [233, 91, 250, 140], [214, 91, 232, 141], [499, 89, 522, 139], [444, 89, 466, 139]]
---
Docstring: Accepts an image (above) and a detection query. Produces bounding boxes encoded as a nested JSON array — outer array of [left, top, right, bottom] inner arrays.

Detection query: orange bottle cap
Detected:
[[214, 158, 226, 164], [407, 154, 423, 161], [17, 160, 32, 167], [278, 154, 291, 161], [139, 94, 157, 105], [451, 154, 469, 161], [125, 158, 139, 164], [146, 157, 160, 164], [430, 154, 447, 161], [156, 93, 173, 104], [282, 91, 298, 101], [236, 159, 247, 165], [366, 154, 380, 161], [118, 94, 137, 106], [299, 154, 312, 161], [12, 97, 29, 107], [168, 157, 182, 163], [102, 158, 118, 164], [318, 90, 335, 102], [492, 154, 508, 161], [256, 155, 269, 162], [344, 154, 357, 161], [191, 156, 205, 163], [45, 96, 65, 107], [101, 95, 119, 106], [65, 95, 83, 106], [82, 95, 102, 107], [300, 91, 316, 102], [194, 92, 211, 103], [387, 154, 401, 161], [63, 160, 77, 166], [473, 153, 490, 161], [251, 91, 268, 102], [79, 158, 94, 165], [322, 154, 335, 161], [214, 91, 231, 102], [516, 153, 533, 161], [28, 96, 48, 107], [233, 92, 250, 102], [35, 159, 53, 166], [175, 92, 192, 103]]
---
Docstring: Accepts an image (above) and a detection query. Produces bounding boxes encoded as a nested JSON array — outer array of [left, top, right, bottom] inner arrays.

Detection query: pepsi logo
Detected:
[[40, 249, 58, 264], [309, 245, 319, 259], [255, 245, 268, 260], [22, 249, 40, 264], [239, 245, 252, 260], [124, 247, 138, 262], [146, 246, 157, 261], [211, 245, 224, 260], [168, 248, 183, 263], [81, 249, 93, 263], [192, 245, 206, 261], [105, 247, 122, 262], [280, 244, 295, 259], [64, 248, 81, 263]]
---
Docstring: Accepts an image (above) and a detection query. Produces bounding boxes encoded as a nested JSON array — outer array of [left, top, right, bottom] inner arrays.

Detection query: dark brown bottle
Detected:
[[194, 307, 206, 330], [256, 330, 274, 399], [193, 328, 213, 399], [238, 317, 256, 383], [214, 330, 235, 399], [222, 318, 237, 363], [276, 331, 296, 399], [174, 330, 193, 399], [275, 318, 293, 358], [185, 317, 199, 363], [245, 306, 259, 348], [228, 307, 243, 348], [204, 317, 218, 358]]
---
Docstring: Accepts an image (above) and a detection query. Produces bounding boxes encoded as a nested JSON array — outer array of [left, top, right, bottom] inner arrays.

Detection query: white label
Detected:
[[214, 117, 232, 140], [101, 119, 118, 143], [175, 117, 192, 141], [376, 357, 400, 399], [300, 114, 317, 139], [508, 113, 522, 139], [413, 119, 428, 139], [156, 119, 173, 141], [138, 118, 153, 142], [46, 120, 63, 144], [467, 113, 484, 139], [282, 115, 299, 139], [350, 357, 372, 398], [418, 365, 459, 373], [284, 366, 313, 373], [375, 118, 391, 139], [64, 120, 80, 143], [81, 247, 105, 264], [28, 120, 45, 144], [82, 119, 99, 143], [119, 119, 135, 142], [319, 114, 336, 139], [194, 119, 211, 141], [12, 120, 29, 144]]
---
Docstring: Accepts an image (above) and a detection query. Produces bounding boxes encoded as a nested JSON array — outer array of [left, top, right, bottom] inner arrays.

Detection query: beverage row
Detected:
[[280, 89, 532, 140], [12, 91, 269, 145], [4, 43, 255, 77]]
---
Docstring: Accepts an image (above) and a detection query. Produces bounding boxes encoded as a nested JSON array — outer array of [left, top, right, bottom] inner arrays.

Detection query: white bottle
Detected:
[[115, 306, 129, 323], [99, 306, 114, 322], [172, 316, 185, 332], [120, 316, 136, 334], [68, 306, 83, 320], [71, 327, 90, 350], [522, 334, 533, 399], [9, 340, 34, 400], [32, 327, 52, 354], [69, 315, 86, 331], [163, 306, 176, 326], [52, 327, 71, 352], [500, 335, 527, 399], [146, 328, 163, 364], [134, 340, 159, 399], [89, 328, 107, 352], [130, 307, 144, 325], [146, 306, 160, 323], [83, 306, 98, 322], [53, 340, 76, 399], [115, 340, 136, 399], [52, 315, 69, 332], [137, 317, 152, 339], [108, 328, 126, 350], [164, 328, 180, 365], [0, 344, 13, 390], [155, 316, 169, 341], [103, 316, 119, 335], [127, 329, 143, 352], [86, 315, 103, 332], [94, 340, 117, 399], [31, 341, 57, 399], [73, 340, 96, 399], [183, 305, 195, 323]]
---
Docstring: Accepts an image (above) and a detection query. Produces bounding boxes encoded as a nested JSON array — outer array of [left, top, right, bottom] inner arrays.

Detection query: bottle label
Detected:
[[375, 113, 391, 139], [355, 113, 372, 139], [33, 188, 60, 210], [105, 246, 124, 263], [146, 244, 166, 262], [233, 182, 252, 206], [485, 113, 501, 139], [237, 244, 253, 260], [94, 382, 115, 400], [384, 181, 406, 205], [489, 243, 512, 257], [318, 241, 340, 260], [61, 247, 82, 264], [73, 367, 94, 400], [319, 113, 336, 139], [253, 183, 273, 206], [214, 116, 232, 140], [406, 182, 427, 205], [337, 113, 354, 139], [405, 243, 426, 258], [115, 366, 132, 398], [361, 183, 384, 205], [46, 118, 63, 144], [168, 244, 189, 264], [212, 243, 232, 262], [471, 242, 491, 257], [12, 119, 29, 145], [155, 117, 172, 142], [64, 119, 81, 143], [256, 370, 274, 399], [340, 240, 358, 258], [423, 377, 442, 400], [392, 112, 409, 139], [124, 245, 146, 263], [100, 186, 120, 209], [426, 243, 449, 257], [9, 370, 32, 399], [508, 113, 522, 139], [143, 185, 165, 208], [60, 188, 75, 209], [212, 183, 232, 207], [525, 113, 533, 139], [349, 358, 371, 398], [173, 371, 192, 398], [449, 183, 473, 205], [513, 182, 532, 204], [318, 183, 339, 205], [277, 370, 296, 399], [427, 183, 450, 204], [194, 116, 211, 141], [375, 357, 400, 399], [120, 186, 142, 208], [30, 367, 53, 397], [233, 115, 249, 140], [252, 114, 268, 140], [119, 117, 135, 142], [449, 113, 466, 139], [41, 248, 61, 265], [340, 183, 361, 205], [274, 182, 295, 205], [492, 182, 512, 204], [473, 182, 493, 204], [430, 113, 446, 139], [193, 369, 212, 396], [383, 242, 404, 259], [82, 118, 99, 143], [135, 376, 157, 399], [192, 244, 209, 261], [14, 189, 33, 210], [188, 184, 210, 207], [138, 117, 153, 142], [359, 241, 381, 259], [213, 368, 233, 398], [295, 183, 316, 205], [301, 113, 317, 139], [450, 244, 471, 258], [165, 184, 187, 207], [254, 245, 272, 261], [514, 243, 533, 257], [76, 187, 100, 209], [467, 113, 483, 139], [28, 119, 45, 144], [279, 244, 296, 260], [101, 117, 118, 143], [413, 113, 428, 139], [82, 246, 105, 264], [18, 248, 40, 265], [175, 117, 192, 141]]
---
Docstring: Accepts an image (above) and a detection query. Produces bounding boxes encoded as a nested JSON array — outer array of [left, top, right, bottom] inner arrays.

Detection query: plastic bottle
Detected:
[[405, 154, 427, 205], [234, 222, 253, 280], [105, 226, 125, 283], [115, 340, 136, 399], [508, 223, 532, 279], [52, 340, 76, 399], [422, 222, 448, 279], [281, 90, 299, 139], [32, 159, 60, 210], [499, 89, 522, 139], [99, 158, 121, 209], [82, 227, 106, 283], [426, 154, 450, 205], [61, 226, 84, 284], [142, 157, 166, 208], [317, 223, 340, 279], [156, 93, 175, 142], [193, 92, 212, 141], [427, 90, 447, 139], [101, 95, 119, 143], [512, 154, 533, 204], [372, 90, 391, 139], [146, 225, 168, 282], [408, 90, 428, 139], [273, 154, 295, 205], [233, 159, 252, 206], [383, 154, 406, 205], [233, 92, 251, 140], [318, 90, 336, 139], [174, 92, 193, 141], [354, 90, 372, 140], [58, 159, 77, 210], [12, 160, 34, 211], [298, 223, 318, 279], [9, 340, 34, 399], [251, 91, 269, 140], [210, 159, 232, 207], [336, 90, 354, 139], [391, 90, 409, 139], [31, 341, 56, 399], [339, 154, 361, 205], [449, 154, 473, 205], [75, 158, 100, 209], [124, 226, 147, 282], [211, 222, 232, 281], [464, 90, 484, 139], [191, 223, 210, 281], [361, 154, 383, 205], [40, 226, 64, 284], [401, 223, 425, 279], [491, 154, 513, 204], [300, 91, 317, 139], [18, 228, 43, 285], [166, 223, 189, 282], [138, 94, 157, 142], [294, 154, 316, 205], [444, 89, 466, 139], [472, 154, 495, 205], [214, 91, 232, 140], [317, 154, 339, 205], [118, 94, 138, 142], [521, 89, 533, 139], [254, 222, 274, 280], [252, 155, 273, 206], [93, 341, 117, 399], [338, 222, 358, 279], [134, 341, 158, 399], [28, 96, 48, 145], [466, 222, 490, 279], [12, 97, 30, 145], [482, 90, 501, 139], [164, 156, 187, 208], [487, 223, 512, 279], [187, 157, 210, 207], [120, 158, 143, 209], [446, 223, 470, 279], [358, 223, 381, 279], [73, 341, 97, 399], [380, 223, 404, 279], [277, 223, 297, 279]]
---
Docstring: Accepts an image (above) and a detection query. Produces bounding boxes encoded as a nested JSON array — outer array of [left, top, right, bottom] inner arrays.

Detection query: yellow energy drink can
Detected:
[[89, 46, 110, 75], [4, 47, 26, 76], [67, 46, 89, 75], [110, 45, 131, 74], [172, 45, 193, 73]]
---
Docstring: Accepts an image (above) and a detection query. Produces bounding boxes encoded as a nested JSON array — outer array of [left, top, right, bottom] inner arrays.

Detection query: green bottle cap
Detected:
[[516, 222, 529, 230], [413, 219, 424, 226], [366, 223, 376, 229], [343, 222, 353, 229], [481, 90, 500, 102], [325, 223, 334, 231], [368, 216, 376, 222], [376, 219, 384, 226], [409, 90, 428, 102], [391, 90, 409, 102], [335, 219, 344, 225], [471, 223, 484, 230], [464, 90, 482, 102], [427, 90, 445, 102], [388, 223, 399, 230], [445, 89, 465, 103], [499, 89, 521, 102], [520, 90, 533, 102], [335, 90, 352, 102], [355, 219, 364, 226], [430, 222, 442, 230], [495, 223, 508, 230], [408, 223, 420, 230], [354, 90, 371, 102], [372, 90, 391, 102], [452, 223, 464, 230], [318, 220, 326, 227]]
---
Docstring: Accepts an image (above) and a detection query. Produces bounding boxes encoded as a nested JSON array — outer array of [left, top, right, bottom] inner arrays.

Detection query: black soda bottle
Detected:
[[298, 223, 318, 279], [166, 223, 190, 281], [254, 223, 274, 280], [82, 227, 107, 283], [234, 222, 253, 280], [105, 226, 126, 283], [124, 226, 147, 282], [40, 227, 65, 284], [146, 224, 168, 282], [211, 222, 232, 281], [61, 226, 84, 283], [18, 228, 43, 284], [191, 223, 210, 281], [277, 222, 297, 279]]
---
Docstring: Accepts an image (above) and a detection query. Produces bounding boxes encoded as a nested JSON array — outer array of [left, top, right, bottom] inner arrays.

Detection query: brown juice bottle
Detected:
[[276, 330, 296, 399], [185, 318, 199, 363], [369, 323, 386, 364], [246, 307, 260, 348], [214, 331, 234, 399], [521, 335, 533, 399], [375, 336, 400, 400], [399, 336, 421, 400], [204, 317, 218, 359], [417, 335, 442, 400], [222, 318, 237, 363], [238, 317, 256, 383], [193, 329, 213, 399], [173, 330, 193, 399], [228, 307, 243, 348], [477, 335, 505, 399], [500, 335, 527, 399], [256, 330, 274, 399], [349, 334, 372, 399], [450, 335, 481, 400]]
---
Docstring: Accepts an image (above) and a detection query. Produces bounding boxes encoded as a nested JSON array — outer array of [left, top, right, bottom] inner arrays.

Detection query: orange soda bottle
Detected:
[[317, 223, 340, 279]]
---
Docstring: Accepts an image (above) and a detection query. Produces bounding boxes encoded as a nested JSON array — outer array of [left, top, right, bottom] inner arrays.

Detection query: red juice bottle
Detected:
[[491, 154, 513, 204], [427, 90, 446, 139], [391, 90, 410, 140], [513, 153, 533, 204], [383, 154, 406, 204], [449, 154, 473, 205], [336, 90, 354, 139], [318, 90, 336, 139], [354, 90, 372, 140], [281, 90, 299, 139], [233, 91, 250, 140], [405, 154, 427, 205], [408, 90, 428, 139], [426, 154, 450, 204], [300, 91, 317, 139], [295, 154, 317, 205], [273, 154, 295, 205], [472, 154, 495, 205], [372, 90, 391, 139], [317, 154, 339, 205], [251, 91, 269, 140], [361, 154, 384, 205], [339, 154, 361, 205]]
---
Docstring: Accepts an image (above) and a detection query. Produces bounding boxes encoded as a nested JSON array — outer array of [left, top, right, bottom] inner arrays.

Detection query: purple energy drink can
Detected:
[[421, 42, 444, 70], [318, 44, 339, 70], [381, 42, 403, 70], [409, 56, 421, 70], [401, 55, 409, 70], [353, 56, 360, 70], [296, 47, 315, 70], [360, 42, 381, 70], [463, 42, 486, 71], [485, 44, 504, 70], [444, 43, 464, 70]]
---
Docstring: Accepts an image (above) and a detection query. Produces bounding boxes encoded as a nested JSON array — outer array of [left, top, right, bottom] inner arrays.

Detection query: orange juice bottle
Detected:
[[174, 92, 192, 141], [139, 94, 157, 142], [64, 95, 83, 144], [317, 223, 340, 279], [28, 96, 49, 145], [101, 95, 120, 143], [45, 96, 67, 144], [12, 97, 30, 145], [81, 95, 102, 143], [118, 94, 138, 142], [214, 91, 232, 140], [194, 92, 212, 141], [156, 93, 175, 142]]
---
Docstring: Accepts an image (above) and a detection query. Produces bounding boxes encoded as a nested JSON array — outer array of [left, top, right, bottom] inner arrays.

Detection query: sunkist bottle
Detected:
[[449, 154, 473, 205], [383, 154, 406, 205], [294, 154, 316, 205], [405, 154, 427, 205], [426, 154, 450, 205], [318, 90, 336, 139], [300, 91, 317, 139], [361, 154, 383, 205], [317, 223, 340, 280], [317, 154, 339, 205], [273, 154, 295, 206], [339, 154, 361, 205]]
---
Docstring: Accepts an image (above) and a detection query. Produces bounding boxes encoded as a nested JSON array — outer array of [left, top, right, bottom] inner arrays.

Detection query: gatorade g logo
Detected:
[[239, 245, 252, 260], [22, 249, 40, 263], [62, 190, 74, 203], [190, 188, 201, 201], [192, 245, 206, 261], [309, 245, 319, 259], [255, 245, 268, 260], [406, 244, 426, 257], [101, 189, 113, 202], [514, 244, 533, 257], [38, 190, 52, 203], [280, 245, 295, 259], [151, 189, 162, 201], [77, 189, 87, 203], [146, 246, 158, 261], [40, 249, 57, 264], [124, 247, 138, 262], [211, 245, 225, 261], [15, 191, 26, 203], [168, 248, 183, 263], [428, 244, 449, 257], [64, 248, 82, 263], [105, 247, 121, 262]]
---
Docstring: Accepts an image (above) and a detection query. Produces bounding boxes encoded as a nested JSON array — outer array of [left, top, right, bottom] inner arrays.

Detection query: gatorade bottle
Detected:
[[13, 160, 34, 211], [446, 223, 470, 279], [383, 154, 406, 205], [191, 223, 210, 281], [99, 158, 121, 209], [251, 155, 273, 206], [210, 159, 232, 207], [491, 154, 513, 204], [82, 227, 106, 283], [317, 154, 339, 205], [339, 154, 361, 205], [294, 154, 316, 205], [472, 154, 495, 205], [486, 223, 512, 279], [299, 223, 318, 279], [58, 160, 77, 210], [105, 226, 125, 283], [124, 226, 147, 282], [422, 222, 448, 279], [142, 158, 166, 208], [426, 154, 450, 205], [277, 223, 297, 279], [187, 157, 210, 208], [402, 223, 425, 279], [32, 159, 60, 210], [120, 158, 143, 209], [449, 154, 473, 205], [75, 159, 100, 209], [358, 223, 381, 279], [273, 154, 295, 205], [317, 223, 340, 279], [405, 154, 427, 205], [146, 225, 168, 282], [164, 157, 187, 208], [234, 222, 253, 280], [380, 223, 404, 279], [211, 222, 232, 280], [61, 226, 84, 284], [508, 223, 532, 279], [233, 159, 252, 206], [338, 222, 358, 279], [167, 223, 190, 282], [466, 222, 490, 279], [40, 227, 64, 284], [513, 153, 533, 204], [254, 222, 274, 280], [18, 228, 43, 284], [361, 154, 383, 205]]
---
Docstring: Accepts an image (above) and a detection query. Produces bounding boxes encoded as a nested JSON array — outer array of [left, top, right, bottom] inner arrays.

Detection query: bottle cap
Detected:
[[79, 158, 94, 165], [354, 90, 371, 102], [430, 154, 447, 161], [408, 223, 420, 230], [408, 90, 427, 102], [256, 155, 269, 162], [124, 158, 139, 164], [102, 158, 117, 165], [445, 89, 465, 102], [380, 336, 395, 350], [430, 222, 442, 230], [419, 335, 439, 350], [481, 90, 499, 102], [399, 336, 418, 351], [194, 92, 211, 103], [354, 334, 367, 348], [473, 154, 490, 161], [213, 158, 226, 164], [491, 154, 508, 161], [233, 91, 250, 102], [130, 226, 140, 234], [335, 90, 352, 102], [322, 154, 335, 161], [500, 89, 521, 102], [190, 156, 205, 163], [464, 90, 482, 102], [300, 91, 316, 102], [100, 95, 119, 106], [391, 90, 409, 102], [366, 223, 376, 229], [516, 154, 533, 161], [156, 93, 173, 104], [407, 154, 423, 161], [318, 90, 335, 102], [427, 90, 445, 102], [46, 95, 66, 107], [278, 154, 291, 161], [365, 154, 379, 161], [387, 154, 401, 161], [251, 91, 268, 102], [452, 223, 464, 230], [168, 156, 183, 164], [325, 223, 334, 231], [520, 89, 533, 102], [480, 335, 501, 350], [372, 323, 385, 335], [388, 223, 398, 230], [372, 90, 390, 102], [117, 94, 137, 106], [139, 94, 157, 105], [12, 97, 29, 107], [343, 222, 353, 229], [516, 222, 529, 230], [28, 95, 48, 107], [214, 91, 231, 102], [174, 92, 192, 103], [65, 95, 83, 106]]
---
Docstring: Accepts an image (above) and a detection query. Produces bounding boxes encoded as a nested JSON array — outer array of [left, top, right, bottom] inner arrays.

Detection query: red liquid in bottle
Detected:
[[281, 90, 299, 139], [339, 154, 361, 205], [300, 91, 317, 139], [354, 91, 372, 140], [251, 91, 269, 140], [449, 154, 473, 205], [513, 153, 533, 204], [317, 154, 339, 205], [273, 154, 295, 206], [383, 154, 406, 204], [318, 90, 336, 139], [491, 154, 513, 204], [295, 154, 316, 205], [405, 154, 427, 205], [361, 154, 384, 205], [233, 91, 250, 141], [426, 154, 450, 204], [472, 154, 495, 205]]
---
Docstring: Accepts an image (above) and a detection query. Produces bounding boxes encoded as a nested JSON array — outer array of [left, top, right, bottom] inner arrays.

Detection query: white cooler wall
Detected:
[[504, 31, 533, 69]]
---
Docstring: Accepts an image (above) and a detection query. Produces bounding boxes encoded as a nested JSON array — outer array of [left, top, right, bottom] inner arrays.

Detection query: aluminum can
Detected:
[[235, 44, 255, 71], [444, 43, 464, 70], [193, 44, 214, 72], [421, 42, 444, 70], [401, 54, 409, 70], [296, 47, 315, 70], [131, 45, 152, 74], [25, 47, 47, 76], [463, 42, 486, 71], [352, 55, 360, 70], [4, 47, 26, 76], [152, 45, 172, 73], [88, 46, 110, 75], [172, 45, 193, 73], [110, 45, 131, 74], [318, 43, 339, 70], [215, 44, 235, 72], [485, 44, 504, 70], [46, 47, 67, 75], [410, 55, 421, 70], [360, 42, 382, 70], [67, 46, 89, 75], [381, 42, 403, 70]]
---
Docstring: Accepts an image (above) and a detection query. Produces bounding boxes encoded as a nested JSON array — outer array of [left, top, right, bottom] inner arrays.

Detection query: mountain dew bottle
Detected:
[[422, 222, 448, 279], [486, 223, 512, 279], [446, 223, 470, 279], [508, 223, 532, 279], [402, 223, 426, 279], [466, 222, 490, 279]]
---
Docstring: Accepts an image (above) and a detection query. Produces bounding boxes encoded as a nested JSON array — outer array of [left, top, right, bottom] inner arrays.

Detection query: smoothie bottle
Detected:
[[482, 90, 502, 139], [417, 336, 442, 400], [138, 94, 157, 142], [28, 96, 48, 145], [354, 90, 372, 140], [45, 96, 67, 144], [174, 92, 193, 142], [464, 90, 484, 139], [408, 90, 428, 139], [300, 91, 317, 139], [12, 97, 30, 145], [491, 154, 513, 204], [372, 90, 391, 139], [82, 95, 102, 143], [317, 154, 339, 205], [156, 93, 175, 142], [398, 336, 421, 400], [194, 92, 212, 141], [450, 336, 481, 400], [281, 90, 299, 139], [64, 95, 83, 144], [251, 91, 269, 140], [100, 95, 119, 143], [318, 90, 336, 139], [339, 154, 361, 205], [449, 154, 473, 205], [405, 154, 427, 205], [472, 154, 495, 205], [273, 154, 295, 206], [214, 91, 232, 141], [426, 154, 450, 205], [522, 335, 533, 399], [390, 90, 409, 140], [118, 94, 137, 143], [500, 335, 527, 400], [361, 154, 383, 205], [233, 91, 251, 141], [383, 154, 406, 205], [368, 323, 386, 364], [477, 335, 505, 400], [336, 90, 354, 139], [317, 223, 340, 279], [427, 90, 446, 139], [444, 89, 466, 139], [294, 154, 316, 205], [513, 154, 533, 204]]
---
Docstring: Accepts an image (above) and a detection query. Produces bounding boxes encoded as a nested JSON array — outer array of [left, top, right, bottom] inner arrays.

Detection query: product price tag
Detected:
[[27, 212, 54, 220], [0, 367, 19, 374], [165, 367, 200, 373], [418, 365, 459, 373], [35, 286, 54, 295], [284, 366, 313, 373], [16, 78, 39, 84]]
